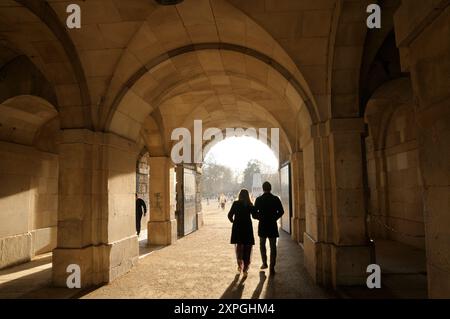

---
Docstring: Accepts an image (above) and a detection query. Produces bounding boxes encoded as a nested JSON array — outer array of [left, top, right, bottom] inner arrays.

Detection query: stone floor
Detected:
[[84, 203, 335, 299], [0, 204, 428, 299], [337, 239, 428, 299], [0, 253, 79, 299], [0, 253, 52, 298]]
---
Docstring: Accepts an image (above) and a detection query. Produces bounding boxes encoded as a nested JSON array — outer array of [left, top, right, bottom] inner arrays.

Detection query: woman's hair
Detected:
[[238, 189, 253, 207]]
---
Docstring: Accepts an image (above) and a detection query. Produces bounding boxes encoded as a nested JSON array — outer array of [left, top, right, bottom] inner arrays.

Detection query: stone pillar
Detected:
[[303, 131, 332, 285], [302, 119, 372, 287], [395, 2, 450, 298], [290, 151, 305, 244], [328, 118, 372, 287], [53, 130, 139, 288], [147, 157, 177, 246]]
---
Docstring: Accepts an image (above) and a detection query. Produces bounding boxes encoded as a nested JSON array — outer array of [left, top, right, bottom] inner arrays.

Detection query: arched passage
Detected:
[[104, 41, 317, 259], [96, 6, 324, 284], [364, 78, 427, 297], [136, 149, 150, 244], [0, 94, 59, 269], [0, 0, 448, 298], [195, 134, 283, 235], [0, 0, 92, 128]]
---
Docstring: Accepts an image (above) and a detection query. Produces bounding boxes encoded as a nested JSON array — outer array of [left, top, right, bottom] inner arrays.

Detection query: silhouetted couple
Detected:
[[227, 182, 284, 277]]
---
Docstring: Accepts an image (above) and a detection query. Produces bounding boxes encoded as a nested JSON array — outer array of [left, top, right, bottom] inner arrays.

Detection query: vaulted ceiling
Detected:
[[0, 0, 392, 160]]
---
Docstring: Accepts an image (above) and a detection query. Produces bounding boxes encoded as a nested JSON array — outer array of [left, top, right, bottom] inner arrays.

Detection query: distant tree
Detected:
[[201, 162, 237, 198]]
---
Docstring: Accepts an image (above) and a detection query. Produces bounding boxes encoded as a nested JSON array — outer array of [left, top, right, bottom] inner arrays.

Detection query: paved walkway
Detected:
[[84, 204, 335, 299], [0, 253, 78, 299], [0, 205, 426, 299]]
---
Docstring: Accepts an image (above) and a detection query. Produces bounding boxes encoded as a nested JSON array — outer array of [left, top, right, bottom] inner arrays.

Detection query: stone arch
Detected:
[[136, 147, 150, 241], [106, 49, 315, 156], [169, 90, 294, 151], [105, 44, 318, 129], [99, 5, 323, 284], [329, 0, 403, 118], [0, 94, 59, 270], [0, 1, 92, 128], [98, 0, 320, 129], [328, 0, 372, 118], [193, 123, 289, 169], [297, 0, 410, 288], [364, 78, 413, 151], [0, 95, 58, 147], [140, 114, 167, 157], [364, 78, 426, 284], [360, 30, 406, 117], [0, 55, 57, 108]]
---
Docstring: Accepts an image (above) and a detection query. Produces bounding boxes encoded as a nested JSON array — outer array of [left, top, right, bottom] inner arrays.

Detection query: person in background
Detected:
[[228, 189, 257, 277], [253, 182, 284, 275], [220, 193, 227, 210], [135, 193, 147, 236]]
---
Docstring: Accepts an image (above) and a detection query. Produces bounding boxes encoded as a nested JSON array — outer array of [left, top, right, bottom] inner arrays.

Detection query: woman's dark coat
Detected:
[[228, 201, 256, 245]]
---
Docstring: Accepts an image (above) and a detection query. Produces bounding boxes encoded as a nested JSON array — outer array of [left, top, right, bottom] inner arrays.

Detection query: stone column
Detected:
[[302, 119, 372, 287], [290, 151, 305, 244], [303, 130, 332, 285], [147, 157, 177, 246], [53, 130, 139, 288], [395, 2, 450, 298], [327, 118, 372, 287]]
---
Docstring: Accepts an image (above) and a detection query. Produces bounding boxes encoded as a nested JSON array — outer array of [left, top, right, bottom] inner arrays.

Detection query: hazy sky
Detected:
[[204, 136, 278, 173]]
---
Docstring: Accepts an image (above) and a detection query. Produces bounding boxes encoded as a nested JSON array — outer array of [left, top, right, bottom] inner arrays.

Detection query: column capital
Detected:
[[149, 156, 175, 168]]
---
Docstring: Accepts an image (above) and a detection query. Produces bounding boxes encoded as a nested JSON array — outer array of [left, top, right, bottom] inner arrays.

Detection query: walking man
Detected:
[[254, 182, 284, 275], [135, 193, 147, 236]]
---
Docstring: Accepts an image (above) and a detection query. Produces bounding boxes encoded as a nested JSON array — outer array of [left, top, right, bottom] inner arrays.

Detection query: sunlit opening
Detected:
[[202, 136, 280, 200], [204, 136, 278, 172]]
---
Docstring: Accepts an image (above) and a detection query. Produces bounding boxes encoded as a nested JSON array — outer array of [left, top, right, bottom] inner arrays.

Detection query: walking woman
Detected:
[[227, 189, 256, 276]]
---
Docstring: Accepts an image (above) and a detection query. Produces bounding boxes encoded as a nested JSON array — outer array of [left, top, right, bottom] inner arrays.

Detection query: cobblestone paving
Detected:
[[85, 204, 335, 299]]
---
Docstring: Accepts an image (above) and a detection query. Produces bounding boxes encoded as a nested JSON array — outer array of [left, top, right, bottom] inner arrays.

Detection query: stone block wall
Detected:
[[394, 1, 450, 297], [363, 77, 426, 249], [383, 105, 424, 249], [0, 141, 58, 269]]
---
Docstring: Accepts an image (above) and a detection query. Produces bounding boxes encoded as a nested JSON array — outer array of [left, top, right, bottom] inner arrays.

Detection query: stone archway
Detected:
[[91, 0, 340, 287], [1, 0, 92, 128], [393, 2, 450, 297], [136, 149, 150, 242], [0, 0, 447, 298], [364, 78, 427, 296], [0, 94, 59, 270]]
